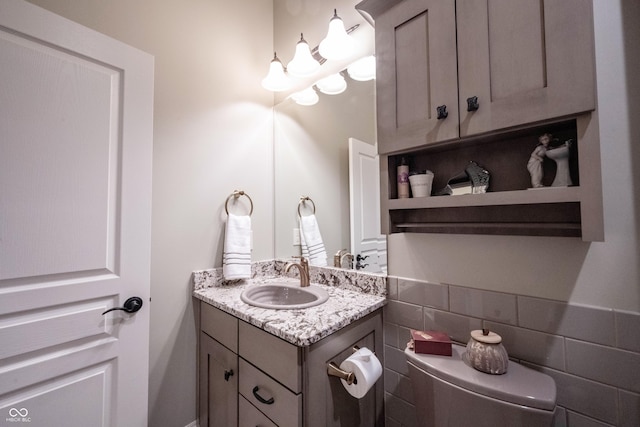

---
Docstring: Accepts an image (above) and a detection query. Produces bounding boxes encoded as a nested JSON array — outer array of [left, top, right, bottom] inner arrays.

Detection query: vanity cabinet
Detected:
[[358, 0, 603, 241], [373, 0, 596, 154], [198, 301, 384, 427]]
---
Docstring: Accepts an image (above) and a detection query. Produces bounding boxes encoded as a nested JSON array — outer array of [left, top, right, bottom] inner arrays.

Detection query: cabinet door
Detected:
[[376, 0, 458, 154], [457, 0, 596, 136], [199, 332, 238, 427]]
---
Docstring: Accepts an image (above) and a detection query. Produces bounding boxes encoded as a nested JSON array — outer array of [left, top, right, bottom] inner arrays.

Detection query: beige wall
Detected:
[[25, 1, 275, 426], [388, 0, 640, 312]]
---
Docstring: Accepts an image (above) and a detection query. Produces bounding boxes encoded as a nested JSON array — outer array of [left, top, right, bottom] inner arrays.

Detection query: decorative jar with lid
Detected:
[[464, 328, 509, 375]]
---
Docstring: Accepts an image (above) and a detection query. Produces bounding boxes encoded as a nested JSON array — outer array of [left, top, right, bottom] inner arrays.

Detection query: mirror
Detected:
[[274, 71, 385, 271], [273, 0, 385, 273]]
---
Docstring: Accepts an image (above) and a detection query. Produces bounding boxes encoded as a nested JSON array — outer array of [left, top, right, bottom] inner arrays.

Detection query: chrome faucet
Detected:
[[285, 256, 310, 287]]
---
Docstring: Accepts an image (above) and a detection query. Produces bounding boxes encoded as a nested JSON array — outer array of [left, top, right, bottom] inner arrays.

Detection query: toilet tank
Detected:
[[405, 344, 556, 427]]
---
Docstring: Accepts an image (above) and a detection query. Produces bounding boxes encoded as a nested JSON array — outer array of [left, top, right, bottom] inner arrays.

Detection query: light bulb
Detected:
[[261, 52, 291, 92], [316, 73, 347, 95], [347, 55, 376, 81], [291, 87, 319, 106], [319, 9, 356, 61], [287, 34, 321, 78]]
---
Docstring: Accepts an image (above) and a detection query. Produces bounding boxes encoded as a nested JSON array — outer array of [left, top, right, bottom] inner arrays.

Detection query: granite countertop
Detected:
[[193, 261, 387, 347]]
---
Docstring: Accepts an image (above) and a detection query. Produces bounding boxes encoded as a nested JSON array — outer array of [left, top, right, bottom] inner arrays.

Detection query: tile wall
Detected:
[[383, 276, 640, 427]]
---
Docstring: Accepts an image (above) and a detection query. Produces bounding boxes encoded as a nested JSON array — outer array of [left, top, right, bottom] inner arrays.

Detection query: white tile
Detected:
[[450, 286, 517, 325], [615, 309, 640, 352], [397, 278, 448, 309], [566, 339, 640, 393], [485, 321, 566, 370], [518, 297, 615, 346]]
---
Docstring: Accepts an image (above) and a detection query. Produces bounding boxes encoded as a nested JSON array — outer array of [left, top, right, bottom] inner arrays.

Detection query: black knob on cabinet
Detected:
[[466, 96, 479, 112], [102, 297, 143, 315], [224, 369, 234, 381], [436, 105, 448, 120]]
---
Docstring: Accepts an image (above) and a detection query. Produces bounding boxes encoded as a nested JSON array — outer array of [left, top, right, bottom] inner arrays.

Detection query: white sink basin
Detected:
[[241, 283, 329, 309]]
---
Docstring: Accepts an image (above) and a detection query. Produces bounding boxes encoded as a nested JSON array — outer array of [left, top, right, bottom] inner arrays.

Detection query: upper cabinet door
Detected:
[[376, 0, 458, 154], [456, 0, 596, 137]]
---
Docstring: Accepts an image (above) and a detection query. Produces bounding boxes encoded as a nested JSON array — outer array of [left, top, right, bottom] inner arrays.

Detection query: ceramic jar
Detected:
[[464, 329, 509, 375]]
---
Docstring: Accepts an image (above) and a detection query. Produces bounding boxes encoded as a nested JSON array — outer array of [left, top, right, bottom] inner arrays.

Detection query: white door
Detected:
[[349, 138, 387, 274], [0, 1, 154, 426]]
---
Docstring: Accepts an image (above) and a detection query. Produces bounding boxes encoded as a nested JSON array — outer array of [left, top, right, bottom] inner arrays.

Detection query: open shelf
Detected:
[[380, 116, 603, 240], [387, 186, 581, 210]]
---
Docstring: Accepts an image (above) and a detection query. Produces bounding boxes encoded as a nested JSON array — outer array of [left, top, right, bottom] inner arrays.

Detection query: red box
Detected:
[[410, 330, 452, 356]]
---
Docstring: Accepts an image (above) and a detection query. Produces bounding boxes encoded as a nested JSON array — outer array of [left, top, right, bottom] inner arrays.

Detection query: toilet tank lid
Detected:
[[405, 344, 556, 411]]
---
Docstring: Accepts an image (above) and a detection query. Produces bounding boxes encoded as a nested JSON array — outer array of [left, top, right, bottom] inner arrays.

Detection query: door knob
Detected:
[[102, 297, 143, 315]]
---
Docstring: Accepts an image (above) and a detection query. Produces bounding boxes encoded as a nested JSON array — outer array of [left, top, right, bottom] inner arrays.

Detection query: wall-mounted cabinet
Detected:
[[358, 0, 603, 241], [373, 0, 596, 154]]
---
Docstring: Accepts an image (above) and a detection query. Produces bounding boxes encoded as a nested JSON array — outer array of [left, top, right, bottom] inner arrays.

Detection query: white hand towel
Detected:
[[299, 214, 327, 267], [223, 213, 252, 280]]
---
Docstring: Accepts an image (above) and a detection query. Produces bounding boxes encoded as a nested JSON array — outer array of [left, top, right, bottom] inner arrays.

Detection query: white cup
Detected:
[[409, 171, 434, 197]]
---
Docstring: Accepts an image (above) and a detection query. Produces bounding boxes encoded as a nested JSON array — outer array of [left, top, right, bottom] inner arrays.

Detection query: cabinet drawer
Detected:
[[201, 301, 238, 352], [239, 358, 302, 427], [238, 321, 301, 393], [238, 395, 277, 427]]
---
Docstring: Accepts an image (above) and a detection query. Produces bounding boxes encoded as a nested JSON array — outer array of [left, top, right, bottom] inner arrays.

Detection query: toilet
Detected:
[[405, 344, 556, 426]]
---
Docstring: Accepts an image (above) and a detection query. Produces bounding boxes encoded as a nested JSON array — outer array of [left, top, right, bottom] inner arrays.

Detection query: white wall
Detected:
[[25, 1, 275, 426], [388, 0, 640, 312]]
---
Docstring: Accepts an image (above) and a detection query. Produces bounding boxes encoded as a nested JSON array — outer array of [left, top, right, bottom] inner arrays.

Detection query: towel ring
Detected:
[[297, 196, 316, 217], [225, 190, 253, 216]]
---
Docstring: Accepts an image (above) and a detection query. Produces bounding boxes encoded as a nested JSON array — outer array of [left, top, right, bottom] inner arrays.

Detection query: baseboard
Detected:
[[184, 421, 198, 427]]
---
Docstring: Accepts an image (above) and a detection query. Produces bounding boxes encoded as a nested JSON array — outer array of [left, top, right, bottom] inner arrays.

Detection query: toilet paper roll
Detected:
[[339, 347, 382, 399]]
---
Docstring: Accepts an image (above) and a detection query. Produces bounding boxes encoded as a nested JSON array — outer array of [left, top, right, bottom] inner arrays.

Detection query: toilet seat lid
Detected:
[[405, 344, 556, 411]]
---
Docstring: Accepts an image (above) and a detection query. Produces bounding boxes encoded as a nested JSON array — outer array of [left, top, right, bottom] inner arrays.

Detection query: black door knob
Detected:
[[102, 297, 144, 315]]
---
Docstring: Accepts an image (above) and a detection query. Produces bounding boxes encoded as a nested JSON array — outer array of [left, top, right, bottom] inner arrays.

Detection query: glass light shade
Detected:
[[316, 73, 347, 95], [261, 52, 291, 92], [347, 55, 376, 81], [319, 10, 356, 61], [287, 34, 321, 78], [291, 87, 319, 106]]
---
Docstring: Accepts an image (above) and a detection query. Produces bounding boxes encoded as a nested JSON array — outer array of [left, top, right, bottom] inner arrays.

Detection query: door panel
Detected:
[[1, 363, 114, 426], [0, 1, 153, 425], [457, 0, 596, 136], [349, 138, 386, 274], [375, 0, 458, 153]]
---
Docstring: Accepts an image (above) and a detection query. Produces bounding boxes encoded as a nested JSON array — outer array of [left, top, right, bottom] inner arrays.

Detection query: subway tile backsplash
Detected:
[[383, 276, 640, 427]]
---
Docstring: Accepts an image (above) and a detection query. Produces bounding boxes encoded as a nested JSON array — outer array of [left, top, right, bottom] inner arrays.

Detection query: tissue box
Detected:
[[410, 330, 452, 356]]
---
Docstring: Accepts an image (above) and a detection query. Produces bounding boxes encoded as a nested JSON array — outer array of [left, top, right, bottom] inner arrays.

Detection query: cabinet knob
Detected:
[[467, 96, 479, 112], [436, 105, 448, 120], [224, 369, 234, 381]]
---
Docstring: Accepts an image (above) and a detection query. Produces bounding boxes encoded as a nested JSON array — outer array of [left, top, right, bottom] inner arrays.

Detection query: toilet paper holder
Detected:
[[327, 346, 362, 385]]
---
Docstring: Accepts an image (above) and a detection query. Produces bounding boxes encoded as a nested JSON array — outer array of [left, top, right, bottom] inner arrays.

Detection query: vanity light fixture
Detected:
[[319, 9, 356, 61], [261, 52, 291, 92], [347, 55, 376, 81], [316, 73, 347, 95], [287, 33, 321, 78], [291, 87, 319, 106]]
